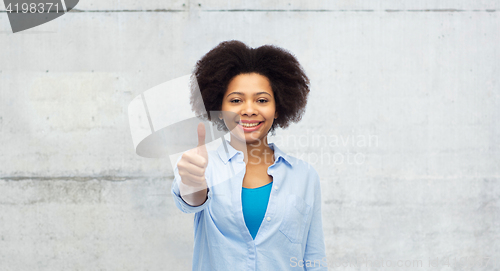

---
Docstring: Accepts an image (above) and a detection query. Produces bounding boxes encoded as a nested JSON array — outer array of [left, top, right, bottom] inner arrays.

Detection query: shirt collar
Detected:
[[216, 139, 293, 167]]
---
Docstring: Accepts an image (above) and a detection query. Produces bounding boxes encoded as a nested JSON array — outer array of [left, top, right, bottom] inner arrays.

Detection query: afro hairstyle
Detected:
[[189, 40, 310, 136]]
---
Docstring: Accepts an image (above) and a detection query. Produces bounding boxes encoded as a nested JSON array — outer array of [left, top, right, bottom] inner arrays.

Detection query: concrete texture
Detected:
[[1, 0, 499, 270]]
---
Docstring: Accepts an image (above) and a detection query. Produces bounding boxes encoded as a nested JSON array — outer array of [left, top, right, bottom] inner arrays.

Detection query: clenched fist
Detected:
[[177, 122, 209, 206]]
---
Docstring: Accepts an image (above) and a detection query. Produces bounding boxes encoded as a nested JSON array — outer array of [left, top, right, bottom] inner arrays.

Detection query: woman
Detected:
[[171, 40, 327, 270]]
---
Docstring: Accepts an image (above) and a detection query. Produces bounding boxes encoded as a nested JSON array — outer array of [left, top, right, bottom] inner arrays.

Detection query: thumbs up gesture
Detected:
[[195, 122, 209, 163], [177, 123, 209, 205]]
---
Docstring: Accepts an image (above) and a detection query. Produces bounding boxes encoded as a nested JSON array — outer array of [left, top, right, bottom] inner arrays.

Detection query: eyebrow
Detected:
[[226, 92, 272, 98]]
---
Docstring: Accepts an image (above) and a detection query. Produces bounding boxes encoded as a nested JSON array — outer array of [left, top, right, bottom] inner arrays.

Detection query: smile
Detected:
[[236, 121, 264, 131], [239, 122, 262, 127]]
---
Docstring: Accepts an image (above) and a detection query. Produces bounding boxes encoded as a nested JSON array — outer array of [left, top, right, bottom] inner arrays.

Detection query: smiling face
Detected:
[[220, 73, 278, 145]]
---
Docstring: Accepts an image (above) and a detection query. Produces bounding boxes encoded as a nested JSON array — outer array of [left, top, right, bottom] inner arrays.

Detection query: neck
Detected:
[[229, 135, 275, 166]]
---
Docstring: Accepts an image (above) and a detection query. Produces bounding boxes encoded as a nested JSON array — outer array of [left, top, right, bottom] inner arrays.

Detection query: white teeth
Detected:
[[240, 122, 261, 128]]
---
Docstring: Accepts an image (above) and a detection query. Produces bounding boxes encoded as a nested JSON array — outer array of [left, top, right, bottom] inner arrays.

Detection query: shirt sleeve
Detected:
[[304, 169, 328, 270], [171, 153, 212, 214]]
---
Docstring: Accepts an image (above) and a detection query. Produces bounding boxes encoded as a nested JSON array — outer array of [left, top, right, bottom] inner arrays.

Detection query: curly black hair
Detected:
[[189, 40, 310, 136]]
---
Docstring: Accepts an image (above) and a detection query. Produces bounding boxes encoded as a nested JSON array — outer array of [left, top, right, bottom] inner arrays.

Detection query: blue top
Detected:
[[241, 181, 273, 240], [172, 139, 327, 270]]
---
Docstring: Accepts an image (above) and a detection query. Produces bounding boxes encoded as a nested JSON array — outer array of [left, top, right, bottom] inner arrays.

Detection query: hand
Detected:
[[177, 122, 209, 189]]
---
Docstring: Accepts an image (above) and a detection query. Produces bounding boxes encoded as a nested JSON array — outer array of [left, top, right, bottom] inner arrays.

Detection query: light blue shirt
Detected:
[[171, 139, 328, 270]]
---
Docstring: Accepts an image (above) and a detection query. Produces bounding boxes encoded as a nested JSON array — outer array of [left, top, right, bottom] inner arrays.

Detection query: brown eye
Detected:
[[230, 99, 241, 103], [258, 99, 268, 103]]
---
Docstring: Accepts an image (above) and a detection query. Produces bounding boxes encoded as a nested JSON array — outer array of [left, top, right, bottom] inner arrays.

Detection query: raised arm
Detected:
[[171, 123, 211, 213]]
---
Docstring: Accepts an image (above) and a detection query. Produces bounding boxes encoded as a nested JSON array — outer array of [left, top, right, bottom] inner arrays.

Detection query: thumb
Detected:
[[197, 122, 208, 159]]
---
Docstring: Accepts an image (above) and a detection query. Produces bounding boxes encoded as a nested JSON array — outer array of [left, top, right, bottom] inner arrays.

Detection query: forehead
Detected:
[[225, 73, 273, 95]]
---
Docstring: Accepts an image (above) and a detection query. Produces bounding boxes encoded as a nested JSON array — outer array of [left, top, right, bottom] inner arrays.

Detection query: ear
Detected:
[[274, 112, 278, 119]]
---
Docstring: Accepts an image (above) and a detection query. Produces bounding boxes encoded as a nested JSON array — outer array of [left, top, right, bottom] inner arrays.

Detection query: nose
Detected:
[[241, 100, 257, 116]]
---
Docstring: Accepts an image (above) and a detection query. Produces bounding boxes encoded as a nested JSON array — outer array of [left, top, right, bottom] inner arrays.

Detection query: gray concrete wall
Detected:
[[1, 0, 499, 270]]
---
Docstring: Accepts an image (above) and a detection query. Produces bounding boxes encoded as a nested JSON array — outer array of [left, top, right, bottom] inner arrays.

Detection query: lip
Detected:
[[238, 120, 262, 123], [237, 121, 264, 132]]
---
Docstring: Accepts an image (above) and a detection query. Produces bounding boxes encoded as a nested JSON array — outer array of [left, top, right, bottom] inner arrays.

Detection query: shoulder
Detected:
[[207, 149, 223, 168], [281, 152, 319, 179], [282, 153, 322, 207], [208, 149, 219, 160]]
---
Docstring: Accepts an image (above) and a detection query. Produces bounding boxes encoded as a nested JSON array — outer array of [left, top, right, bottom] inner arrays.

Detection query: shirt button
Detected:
[[274, 185, 279, 190], [266, 216, 271, 221]]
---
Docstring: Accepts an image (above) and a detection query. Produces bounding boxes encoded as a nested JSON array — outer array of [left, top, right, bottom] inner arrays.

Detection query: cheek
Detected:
[[266, 106, 277, 119]]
